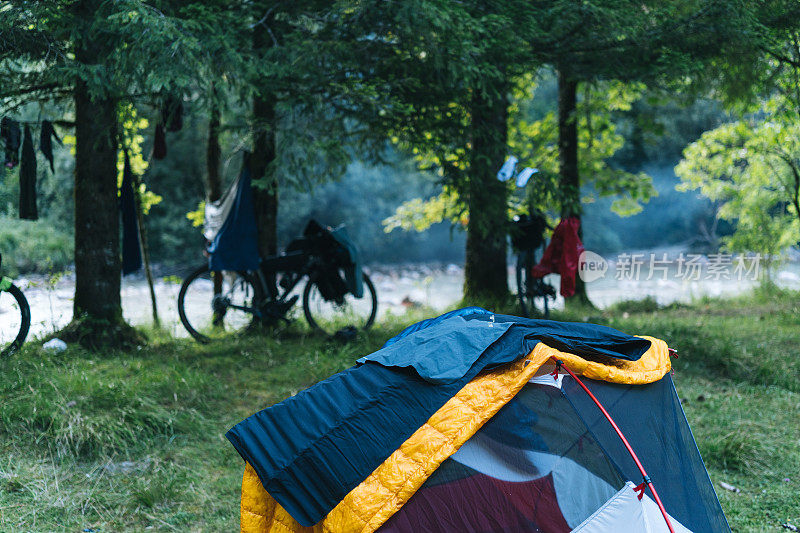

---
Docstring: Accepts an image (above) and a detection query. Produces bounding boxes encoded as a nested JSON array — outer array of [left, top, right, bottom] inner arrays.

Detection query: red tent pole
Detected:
[[551, 357, 676, 533]]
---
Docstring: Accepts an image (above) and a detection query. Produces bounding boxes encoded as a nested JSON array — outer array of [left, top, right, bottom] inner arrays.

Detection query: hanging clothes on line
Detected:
[[207, 154, 260, 272], [530, 217, 584, 297], [1, 117, 21, 169], [153, 122, 167, 160], [203, 173, 239, 242], [19, 125, 37, 221], [120, 150, 143, 275], [39, 120, 62, 173]]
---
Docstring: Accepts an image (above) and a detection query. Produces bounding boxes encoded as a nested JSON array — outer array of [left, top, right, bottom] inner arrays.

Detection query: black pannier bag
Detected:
[[510, 212, 548, 252], [284, 220, 362, 301]]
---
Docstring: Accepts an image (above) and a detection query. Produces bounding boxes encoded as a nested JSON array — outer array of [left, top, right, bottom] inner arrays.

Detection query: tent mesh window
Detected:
[[561, 374, 729, 533], [380, 383, 627, 532]]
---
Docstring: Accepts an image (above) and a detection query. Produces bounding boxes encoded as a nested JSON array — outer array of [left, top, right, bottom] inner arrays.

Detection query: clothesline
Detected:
[[1, 117, 64, 221]]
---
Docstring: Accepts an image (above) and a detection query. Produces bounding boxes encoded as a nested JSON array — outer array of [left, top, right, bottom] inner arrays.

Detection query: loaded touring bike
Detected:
[[510, 212, 556, 318], [0, 252, 30, 356], [178, 220, 377, 342]]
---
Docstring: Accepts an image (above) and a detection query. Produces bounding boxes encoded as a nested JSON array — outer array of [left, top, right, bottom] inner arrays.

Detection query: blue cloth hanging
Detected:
[[207, 164, 260, 272]]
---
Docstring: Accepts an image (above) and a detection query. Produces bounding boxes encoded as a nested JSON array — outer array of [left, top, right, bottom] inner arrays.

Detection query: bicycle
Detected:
[[0, 252, 31, 356], [510, 213, 556, 318], [178, 220, 377, 342]]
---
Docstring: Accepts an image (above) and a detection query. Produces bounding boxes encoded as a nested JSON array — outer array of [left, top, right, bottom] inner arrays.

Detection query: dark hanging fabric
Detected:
[[1, 117, 21, 169], [39, 120, 62, 172], [19, 125, 37, 220], [163, 96, 183, 132], [153, 123, 167, 160], [120, 150, 142, 275], [207, 157, 260, 272]]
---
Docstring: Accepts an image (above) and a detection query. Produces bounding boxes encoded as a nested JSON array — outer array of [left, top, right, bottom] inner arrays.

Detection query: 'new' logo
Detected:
[[578, 251, 608, 282]]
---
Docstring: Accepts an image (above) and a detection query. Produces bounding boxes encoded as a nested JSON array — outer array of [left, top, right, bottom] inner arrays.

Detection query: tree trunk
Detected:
[[72, 36, 122, 321], [250, 92, 278, 259], [463, 83, 509, 304], [251, 27, 278, 261], [206, 97, 223, 203], [557, 70, 592, 305], [558, 71, 579, 220], [207, 98, 224, 300]]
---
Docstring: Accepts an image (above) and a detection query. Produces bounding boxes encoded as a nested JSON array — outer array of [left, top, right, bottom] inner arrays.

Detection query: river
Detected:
[[3, 254, 799, 343]]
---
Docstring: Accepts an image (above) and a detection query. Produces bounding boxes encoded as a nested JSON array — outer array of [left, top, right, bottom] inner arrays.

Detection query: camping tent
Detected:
[[228, 308, 729, 532]]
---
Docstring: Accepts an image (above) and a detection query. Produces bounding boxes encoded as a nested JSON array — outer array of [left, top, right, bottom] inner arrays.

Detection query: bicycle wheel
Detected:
[[0, 282, 30, 357], [303, 271, 377, 335], [516, 250, 535, 318], [516, 251, 553, 319], [178, 265, 263, 343], [540, 281, 550, 318]]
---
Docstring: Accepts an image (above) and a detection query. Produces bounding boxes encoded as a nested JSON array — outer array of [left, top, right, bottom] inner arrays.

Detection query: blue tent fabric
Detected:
[[476, 390, 547, 451], [208, 166, 260, 272], [562, 374, 731, 533], [358, 315, 513, 384], [380, 307, 492, 348], [487, 313, 652, 362], [364, 310, 652, 384], [226, 310, 651, 526]]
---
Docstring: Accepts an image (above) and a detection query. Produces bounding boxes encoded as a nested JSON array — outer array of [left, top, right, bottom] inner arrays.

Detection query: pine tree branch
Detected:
[[0, 82, 66, 98]]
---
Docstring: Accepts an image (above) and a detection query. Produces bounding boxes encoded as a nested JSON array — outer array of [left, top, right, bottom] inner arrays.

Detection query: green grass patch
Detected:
[[0, 294, 798, 531], [675, 377, 800, 532], [0, 217, 73, 276], [608, 295, 661, 314]]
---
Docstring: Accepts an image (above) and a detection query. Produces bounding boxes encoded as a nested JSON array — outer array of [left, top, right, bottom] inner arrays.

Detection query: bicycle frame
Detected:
[[201, 252, 348, 329], [511, 216, 556, 317], [179, 221, 377, 341], [257, 250, 310, 301], [242, 247, 340, 322]]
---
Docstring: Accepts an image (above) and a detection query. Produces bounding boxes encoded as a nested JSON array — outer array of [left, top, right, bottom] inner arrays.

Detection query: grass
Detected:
[[0, 295, 798, 531], [0, 218, 73, 277]]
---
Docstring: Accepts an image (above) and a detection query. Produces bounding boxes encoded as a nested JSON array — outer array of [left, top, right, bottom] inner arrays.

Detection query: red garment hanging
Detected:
[[530, 217, 584, 297]]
